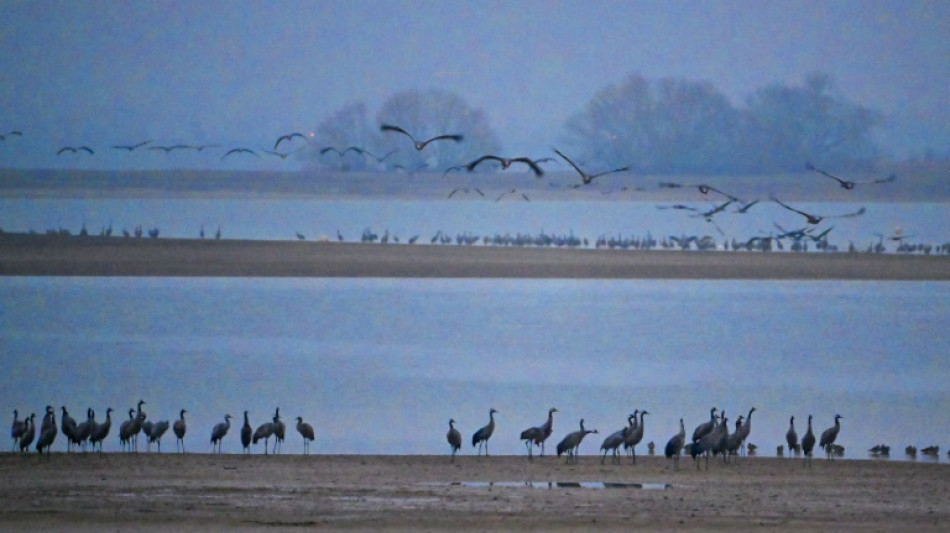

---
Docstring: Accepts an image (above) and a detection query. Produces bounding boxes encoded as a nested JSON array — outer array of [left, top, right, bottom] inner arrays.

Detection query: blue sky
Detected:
[[1, 0, 947, 171]]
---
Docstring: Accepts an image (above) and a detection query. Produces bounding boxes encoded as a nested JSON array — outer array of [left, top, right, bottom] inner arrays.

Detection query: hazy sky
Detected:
[[1, 1, 947, 171]]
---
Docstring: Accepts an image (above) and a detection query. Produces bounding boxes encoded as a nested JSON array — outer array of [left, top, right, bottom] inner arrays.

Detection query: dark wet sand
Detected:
[[1, 233, 947, 279], [0, 453, 947, 532]]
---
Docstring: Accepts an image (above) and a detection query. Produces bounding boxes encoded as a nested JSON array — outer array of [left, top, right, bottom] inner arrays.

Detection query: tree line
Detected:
[[307, 72, 881, 175]]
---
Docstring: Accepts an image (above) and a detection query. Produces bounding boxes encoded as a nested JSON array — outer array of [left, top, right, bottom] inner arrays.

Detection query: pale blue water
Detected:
[[1, 198, 947, 251], [2, 277, 948, 459]]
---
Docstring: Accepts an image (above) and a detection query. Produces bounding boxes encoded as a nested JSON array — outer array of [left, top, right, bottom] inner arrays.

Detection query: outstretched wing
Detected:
[[380, 124, 416, 142], [553, 148, 586, 178], [509, 157, 544, 178], [466, 155, 504, 171], [589, 166, 630, 180], [274, 133, 307, 150], [418, 134, 463, 150]]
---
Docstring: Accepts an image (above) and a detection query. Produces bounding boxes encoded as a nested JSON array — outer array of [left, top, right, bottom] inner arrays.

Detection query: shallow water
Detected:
[[2, 277, 947, 459]]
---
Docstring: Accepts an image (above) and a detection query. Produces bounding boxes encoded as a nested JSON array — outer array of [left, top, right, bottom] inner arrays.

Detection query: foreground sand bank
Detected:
[[1, 233, 947, 279], [0, 453, 947, 532]]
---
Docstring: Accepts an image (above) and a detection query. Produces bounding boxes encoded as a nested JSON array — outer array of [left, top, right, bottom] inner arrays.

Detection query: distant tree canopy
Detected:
[[308, 89, 499, 172], [562, 72, 882, 174]]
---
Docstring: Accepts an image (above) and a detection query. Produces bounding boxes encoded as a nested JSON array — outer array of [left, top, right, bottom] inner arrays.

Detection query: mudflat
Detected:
[[1, 233, 947, 280], [0, 453, 947, 532]]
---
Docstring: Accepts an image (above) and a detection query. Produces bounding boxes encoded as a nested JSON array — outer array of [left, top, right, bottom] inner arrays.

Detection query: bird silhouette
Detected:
[[221, 148, 259, 159], [446, 419, 462, 462], [18, 414, 35, 452], [210, 414, 232, 454], [296, 416, 315, 454], [362, 148, 398, 162], [656, 204, 698, 212], [57, 146, 94, 155], [147, 419, 169, 452], [252, 417, 276, 455], [380, 124, 463, 150], [11, 409, 27, 452], [319, 145, 365, 156], [553, 148, 629, 185], [801, 415, 816, 467], [693, 407, 717, 442], [495, 188, 530, 202], [60, 407, 77, 452], [272, 408, 285, 454], [35, 407, 57, 456], [112, 140, 151, 151], [471, 408, 497, 456], [664, 418, 686, 470], [819, 414, 843, 459], [556, 418, 598, 464], [241, 411, 252, 454], [173, 409, 187, 453], [148, 145, 180, 153], [466, 155, 544, 177], [600, 413, 635, 465], [658, 181, 740, 201], [89, 408, 113, 454], [274, 132, 308, 150], [771, 196, 866, 225], [623, 410, 648, 463], [786, 416, 798, 458], [0, 130, 23, 141], [806, 162, 896, 190], [447, 187, 485, 199], [734, 199, 760, 213], [263, 148, 303, 159], [520, 407, 558, 460]]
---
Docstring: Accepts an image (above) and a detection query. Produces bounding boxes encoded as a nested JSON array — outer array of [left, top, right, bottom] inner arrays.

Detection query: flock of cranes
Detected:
[[9, 402, 315, 457], [4, 120, 945, 254], [9, 402, 946, 466], [446, 406, 850, 469]]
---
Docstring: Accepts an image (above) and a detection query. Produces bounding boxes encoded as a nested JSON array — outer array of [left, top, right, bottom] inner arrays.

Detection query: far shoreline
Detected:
[[1, 233, 947, 280]]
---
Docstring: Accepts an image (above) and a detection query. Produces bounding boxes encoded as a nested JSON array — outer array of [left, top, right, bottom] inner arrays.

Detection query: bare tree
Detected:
[[376, 89, 500, 171], [742, 73, 881, 171]]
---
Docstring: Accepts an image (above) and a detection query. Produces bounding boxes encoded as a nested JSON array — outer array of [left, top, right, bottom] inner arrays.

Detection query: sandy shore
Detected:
[[0, 453, 947, 532], [1, 233, 947, 279]]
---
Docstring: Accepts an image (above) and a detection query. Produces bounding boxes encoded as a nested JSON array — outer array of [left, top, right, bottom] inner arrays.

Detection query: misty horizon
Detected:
[[1, 1, 947, 173]]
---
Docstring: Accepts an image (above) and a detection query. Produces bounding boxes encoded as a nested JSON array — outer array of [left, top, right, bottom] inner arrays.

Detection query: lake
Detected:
[[3, 277, 947, 459]]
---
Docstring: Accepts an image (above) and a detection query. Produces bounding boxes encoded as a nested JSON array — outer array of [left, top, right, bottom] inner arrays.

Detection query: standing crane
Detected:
[[556, 419, 598, 464], [664, 418, 686, 470], [819, 415, 843, 459], [446, 419, 461, 462], [624, 410, 649, 464], [693, 407, 717, 442], [296, 416, 315, 455], [173, 409, 187, 453], [472, 408, 497, 456], [785, 416, 798, 458], [801, 415, 816, 467], [241, 411, 252, 454], [272, 408, 285, 454], [253, 416, 276, 455], [519, 407, 557, 460], [600, 414, 635, 465], [89, 408, 113, 453], [210, 414, 232, 454]]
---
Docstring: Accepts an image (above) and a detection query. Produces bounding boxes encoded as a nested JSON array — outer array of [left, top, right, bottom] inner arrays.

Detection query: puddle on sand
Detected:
[[427, 481, 671, 490]]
